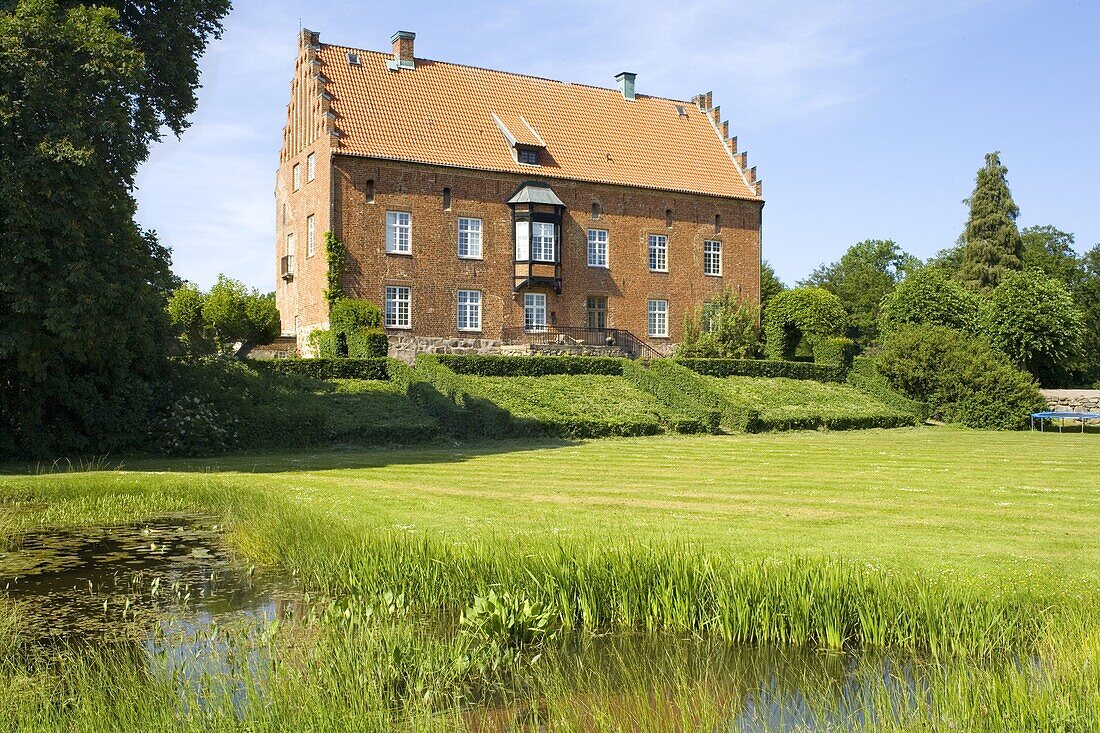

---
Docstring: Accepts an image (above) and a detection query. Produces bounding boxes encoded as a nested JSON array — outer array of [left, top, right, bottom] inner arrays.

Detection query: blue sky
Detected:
[[134, 0, 1100, 291]]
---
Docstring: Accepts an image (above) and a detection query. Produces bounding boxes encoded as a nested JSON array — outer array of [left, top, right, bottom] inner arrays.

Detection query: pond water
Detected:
[[0, 517, 1009, 730]]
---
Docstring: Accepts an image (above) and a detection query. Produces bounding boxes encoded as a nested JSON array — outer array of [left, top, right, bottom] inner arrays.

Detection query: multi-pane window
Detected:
[[524, 292, 547, 332], [306, 153, 316, 182], [518, 148, 539, 165], [648, 299, 669, 338], [587, 296, 607, 330], [649, 234, 668, 272], [457, 289, 482, 331], [458, 218, 482, 258], [701, 301, 720, 333], [386, 211, 412, 254], [587, 229, 608, 268], [514, 221, 529, 260], [306, 215, 316, 257], [384, 286, 411, 328], [531, 222, 556, 261], [285, 233, 296, 273], [703, 240, 722, 276], [292, 163, 301, 191]]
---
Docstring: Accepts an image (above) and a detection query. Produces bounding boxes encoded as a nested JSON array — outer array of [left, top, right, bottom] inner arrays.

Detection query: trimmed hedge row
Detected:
[[846, 357, 926, 421], [435, 354, 626, 377], [411, 355, 516, 437], [675, 358, 847, 383], [251, 358, 390, 380], [757, 413, 918, 432], [622, 359, 759, 433], [813, 337, 858, 370]]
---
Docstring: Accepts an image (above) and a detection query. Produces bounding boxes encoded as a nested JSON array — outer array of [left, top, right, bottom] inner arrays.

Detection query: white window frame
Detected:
[[515, 221, 530, 260], [285, 232, 296, 272], [648, 299, 669, 338], [292, 163, 301, 191], [384, 286, 411, 329], [457, 289, 482, 332], [386, 211, 412, 254], [703, 240, 722, 276], [306, 153, 316, 182], [306, 215, 316, 257], [458, 217, 483, 259], [649, 234, 668, 272], [587, 229, 608, 268], [524, 292, 547, 332], [531, 222, 556, 262]]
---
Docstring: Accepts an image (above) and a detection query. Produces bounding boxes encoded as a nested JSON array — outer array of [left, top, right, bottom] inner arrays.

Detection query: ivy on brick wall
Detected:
[[324, 232, 347, 306]]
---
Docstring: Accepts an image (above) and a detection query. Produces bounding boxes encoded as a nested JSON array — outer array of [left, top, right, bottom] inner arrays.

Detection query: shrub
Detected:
[[813, 337, 858, 369], [982, 269, 1085, 385], [877, 325, 1044, 430], [677, 292, 762, 359], [255, 358, 389, 380], [676, 358, 846, 383], [879, 268, 982, 336], [435, 354, 625, 377], [347, 328, 389, 358], [329, 298, 383, 333], [308, 328, 337, 358], [846, 358, 926, 420], [763, 287, 847, 360], [413, 355, 515, 437], [622, 359, 758, 433]]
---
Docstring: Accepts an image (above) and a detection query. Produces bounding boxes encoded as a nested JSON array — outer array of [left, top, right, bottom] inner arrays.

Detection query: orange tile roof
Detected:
[[318, 45, 760, 201]]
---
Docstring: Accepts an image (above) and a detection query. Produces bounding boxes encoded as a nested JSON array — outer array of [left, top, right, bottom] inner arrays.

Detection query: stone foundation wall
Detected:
[[501, 343, 632, 358], [1042, 389, 1100, 413], [389, 334, 501, 363]]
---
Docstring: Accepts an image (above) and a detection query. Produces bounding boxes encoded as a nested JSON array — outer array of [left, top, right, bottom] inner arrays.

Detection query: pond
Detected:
[[0, 517, 1018, 730]]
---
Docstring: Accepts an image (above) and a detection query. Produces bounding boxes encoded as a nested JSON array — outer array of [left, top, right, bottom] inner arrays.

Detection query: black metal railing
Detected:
[[500, 325, 662, 360]]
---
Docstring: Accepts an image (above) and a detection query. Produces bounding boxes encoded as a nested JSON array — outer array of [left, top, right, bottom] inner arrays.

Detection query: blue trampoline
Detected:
[[1031, 411, 1100, 432]]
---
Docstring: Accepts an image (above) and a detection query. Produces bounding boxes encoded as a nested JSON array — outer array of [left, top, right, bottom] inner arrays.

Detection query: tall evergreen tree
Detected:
[[0, 0, 229, 457], [958, 152, 1023, 289]]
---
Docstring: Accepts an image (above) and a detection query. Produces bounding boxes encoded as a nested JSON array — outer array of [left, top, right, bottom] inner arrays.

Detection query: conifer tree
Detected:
[[958, 152, 1023, 289]]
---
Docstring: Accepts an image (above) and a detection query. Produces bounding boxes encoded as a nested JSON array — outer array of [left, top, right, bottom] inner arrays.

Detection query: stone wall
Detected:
[[501, 343, 632, 358], [388, 334, 501, 363], [1042, 389, 1100, 413]]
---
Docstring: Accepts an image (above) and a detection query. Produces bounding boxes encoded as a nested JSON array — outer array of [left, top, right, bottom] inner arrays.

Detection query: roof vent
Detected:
[[615, 72, 637, 101], [347, 52, 360, 66]]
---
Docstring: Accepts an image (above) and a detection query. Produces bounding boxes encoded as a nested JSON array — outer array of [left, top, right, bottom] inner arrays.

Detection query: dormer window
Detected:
[[517, 147, 540, 166]]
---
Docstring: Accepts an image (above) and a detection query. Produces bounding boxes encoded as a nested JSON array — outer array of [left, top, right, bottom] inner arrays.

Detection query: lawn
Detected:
[[5, 429, 1097, 580], [705, 375, 918, 430]]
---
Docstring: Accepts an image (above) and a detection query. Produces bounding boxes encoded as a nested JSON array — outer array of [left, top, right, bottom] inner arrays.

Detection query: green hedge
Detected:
[[756, 413, 917, 431], [676, 358, 847, 382], [813, 337, 858, 370], [622, 359, 759, 433], [435, 354, 625, 377], [412, 355, 515, 437], [846, 357, 926, 421], [253, 358, 389, 380]]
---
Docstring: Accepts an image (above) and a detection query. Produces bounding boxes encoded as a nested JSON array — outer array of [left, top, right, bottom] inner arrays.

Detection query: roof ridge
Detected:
[[318, 43, 695, 106]]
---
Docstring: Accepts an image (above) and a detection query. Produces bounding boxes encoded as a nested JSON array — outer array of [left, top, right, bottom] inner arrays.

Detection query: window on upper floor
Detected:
[[306, 153, 316, 182], [531, 222, 556, 262], [292, 164, 301, 191], [307, 215, 316, 257], [518, 148, 539, 165], [703, 240, 722, 276], [458, 217, 482, 259], [366, 179, 375, 204], [386, 211, 412, 254], [587, 229, 608, 268], [649, 234, 668, 272], [442, 187, 452, 211]]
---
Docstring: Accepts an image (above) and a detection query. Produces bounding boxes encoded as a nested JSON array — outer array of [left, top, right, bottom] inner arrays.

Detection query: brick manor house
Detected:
[[275, 30, 763, 357]]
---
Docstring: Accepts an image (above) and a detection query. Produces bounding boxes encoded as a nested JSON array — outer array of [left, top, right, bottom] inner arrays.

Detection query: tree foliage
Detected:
[[879, 267, 982, 336], [958, 152, 1023, 289], [763, 287, 847, 360], [802, 239, 918, 346], [0, 0, 228, 457], [328, 298, 387, 358], [1021, 226, 1085, 291], [982, 270, 1084, 385], [167, 276, 280, 358], [877, 325, 1044, 430], [759, 260, 786, 319], [676, 290, 762, 359]]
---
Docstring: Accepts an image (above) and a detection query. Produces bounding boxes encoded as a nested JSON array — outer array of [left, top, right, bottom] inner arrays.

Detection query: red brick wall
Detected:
[[327, 157, 762, 349]]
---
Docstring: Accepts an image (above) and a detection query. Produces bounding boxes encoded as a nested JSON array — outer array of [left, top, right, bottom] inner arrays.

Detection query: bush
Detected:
[[255, 358, 389, 380], [308, 329, 337, 358], [435, 354, 625, 377], [329, 298, 383, 333], [982, 269, 1085, 385], [763, 287, 847, 360], [676, 358, 847, 383], [879, 268, 982, 336], [877, 325, 1044, 430], [347, 328, 389, 358], [677, 292, 762, 359], [846, 358, 926, 420], [413, 355, 515, 437], [813, 337, 858, 369], [622, 359, 758, 433]]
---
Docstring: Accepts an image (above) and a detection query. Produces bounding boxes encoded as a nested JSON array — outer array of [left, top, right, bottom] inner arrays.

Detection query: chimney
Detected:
[[391, 30, 415, 69], [615, 72, 636, 101]]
